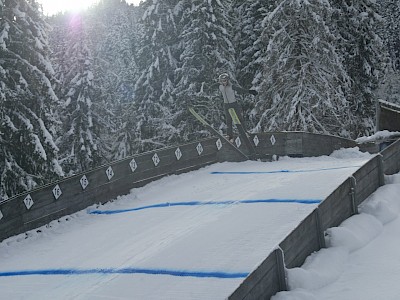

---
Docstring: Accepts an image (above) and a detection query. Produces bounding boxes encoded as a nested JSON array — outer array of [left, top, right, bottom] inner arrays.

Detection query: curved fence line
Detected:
[[228, 138, 400, 300], [89, 198, 322, 215], [0, 131, 390, 299], [0, 132, 356, 243]]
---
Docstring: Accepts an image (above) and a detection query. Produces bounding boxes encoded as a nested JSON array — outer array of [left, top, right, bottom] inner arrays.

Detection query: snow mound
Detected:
[[285, 213, 383, 292], [325, 213, 382, 252], [329, 147, 371, 159], [356, 130, 400, 144], [273, 175, 400, 299], [385, 173, 400, 184], [359, 184, 400, 225], [286, 247, 349, 290]]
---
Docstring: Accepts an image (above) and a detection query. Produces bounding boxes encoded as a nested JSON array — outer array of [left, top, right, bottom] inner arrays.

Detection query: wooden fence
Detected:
[[228, 138, 400, 300], [0, 132, 356, 243]]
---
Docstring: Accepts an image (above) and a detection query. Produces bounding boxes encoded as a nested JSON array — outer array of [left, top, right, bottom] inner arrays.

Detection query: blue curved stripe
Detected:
[[0, 268, 248, 279], [89, 198, 321, 215], [210, 165, 362, 175]]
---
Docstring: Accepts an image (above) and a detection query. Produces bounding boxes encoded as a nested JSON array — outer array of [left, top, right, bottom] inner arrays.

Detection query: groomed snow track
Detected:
[[1, 132, 399, 299]]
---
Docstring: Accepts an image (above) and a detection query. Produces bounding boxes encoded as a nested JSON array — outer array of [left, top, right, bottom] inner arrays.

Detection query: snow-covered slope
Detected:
[[0, 149, 372, 299]]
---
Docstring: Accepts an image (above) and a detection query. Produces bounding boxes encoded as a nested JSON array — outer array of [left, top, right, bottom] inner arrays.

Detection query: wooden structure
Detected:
[[0, 132, 355, 242], [228, 138, 400, 300], [377, 99, 400, 132], [0, 127, 398, 299]]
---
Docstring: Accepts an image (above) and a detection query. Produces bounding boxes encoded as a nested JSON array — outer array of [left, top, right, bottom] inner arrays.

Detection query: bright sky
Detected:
[[38, 0, 142, 16]]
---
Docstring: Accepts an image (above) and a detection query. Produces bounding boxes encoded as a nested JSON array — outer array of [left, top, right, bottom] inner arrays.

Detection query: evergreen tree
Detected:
[[126, 0, 183, 152], [55, 13, 107, 174], [232, 0, 271, 89], [87, 0, 139, 113], [375, 0, 400, 105], [86, 0, 142, 159], [0, 0, 63, 199], [232, 0, 272, 129], [379, 0, 400, 70], [332, 0, 387, 136], [253, 0, 351, 136], [174, 0, 236, 138]]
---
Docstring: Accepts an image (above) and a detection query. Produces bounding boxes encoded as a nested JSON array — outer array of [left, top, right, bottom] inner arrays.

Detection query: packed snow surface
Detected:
[[272, 170, 400, 300], [1, 148, 395, 300]]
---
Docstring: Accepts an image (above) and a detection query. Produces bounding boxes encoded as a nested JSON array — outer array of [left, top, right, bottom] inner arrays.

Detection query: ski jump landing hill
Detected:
[[0, 103, 400, 299], [0, 132, 360, 242]]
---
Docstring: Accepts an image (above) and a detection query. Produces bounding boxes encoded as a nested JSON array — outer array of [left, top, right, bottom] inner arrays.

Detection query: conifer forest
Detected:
[[1, 0, 400, 199]]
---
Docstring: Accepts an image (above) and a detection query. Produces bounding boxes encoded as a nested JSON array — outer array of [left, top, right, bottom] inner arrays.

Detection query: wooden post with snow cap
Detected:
[[275, 248, 288, 292], [349, 176, 358, 215]]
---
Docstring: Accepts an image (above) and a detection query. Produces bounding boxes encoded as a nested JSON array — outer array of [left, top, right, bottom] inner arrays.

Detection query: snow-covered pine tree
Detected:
[[253, 0, 351, 136], [48, 13, 70, 131], [87, 0, 139, 115], [0, 0, 63, 199], [86, 0, 142, 159], [232, 0, 271, 89], [174, 0, 237, 139], [127, 0, 183, 152], [232, 0, 272, 129], [56, 13, 107, 175], [379, 0, 400, 70], [331, 0, 387, 137], [375, 0, 400, 105]]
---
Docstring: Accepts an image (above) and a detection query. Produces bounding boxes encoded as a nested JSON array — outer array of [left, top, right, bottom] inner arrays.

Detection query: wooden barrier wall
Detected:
[[0, 130, 387, 299], [381, 138, 400, 175], [250, 132, 356, 158], [0, 137, 243, 242], [228, 138, 400, 300], [0, 132, 357, 243]]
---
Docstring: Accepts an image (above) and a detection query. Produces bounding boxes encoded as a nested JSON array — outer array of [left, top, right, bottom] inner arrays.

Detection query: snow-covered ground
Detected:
[[272, 171, 400, 300], [0, 148, 397, 299]]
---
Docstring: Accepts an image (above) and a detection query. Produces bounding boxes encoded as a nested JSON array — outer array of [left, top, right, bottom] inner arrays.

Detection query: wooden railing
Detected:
[[0, 132, 359, 247], [228, 138, 400, 300]]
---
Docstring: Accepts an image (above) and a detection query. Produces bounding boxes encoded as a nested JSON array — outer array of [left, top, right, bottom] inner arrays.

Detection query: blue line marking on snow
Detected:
[[239, 199, 321, 204], [0, 268, 249, 279], [89, 199, 321, 215], [210, 165, 362, 175]]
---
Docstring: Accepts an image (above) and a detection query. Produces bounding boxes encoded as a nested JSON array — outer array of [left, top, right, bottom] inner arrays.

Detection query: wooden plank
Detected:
[[279, 210, 321, 268], [318, 178, 353, 230], [382, 139, 400, 175], [228, 250, 282, 300], [302, 133, 356, 157], [285, 132, 303, 155], [353, 156, 381, 206], [0, 199, 24, 241], [251, 132, 291, 156]]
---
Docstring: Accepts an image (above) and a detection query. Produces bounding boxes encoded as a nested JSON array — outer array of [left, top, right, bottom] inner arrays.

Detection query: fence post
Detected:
[[275, 248, 287, 292], [314, 208, 326, 248], [377, 154, 385, 186], [376, 99, 381, 132], [349, 176, 358, 214]]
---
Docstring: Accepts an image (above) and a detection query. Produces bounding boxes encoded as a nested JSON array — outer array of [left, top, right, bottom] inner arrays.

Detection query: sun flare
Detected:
[[38, 0, 141, 16], [39, 0, 99, 16]]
